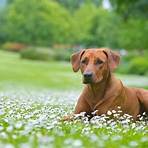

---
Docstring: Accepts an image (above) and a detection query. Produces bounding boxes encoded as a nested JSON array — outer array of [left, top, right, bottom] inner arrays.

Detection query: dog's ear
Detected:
[[71, 50, 85, 72], [103, 49, 120, 71]]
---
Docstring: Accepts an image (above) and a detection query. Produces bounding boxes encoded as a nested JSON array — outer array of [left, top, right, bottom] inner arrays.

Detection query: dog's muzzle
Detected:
[[83, 72, 93, 84]]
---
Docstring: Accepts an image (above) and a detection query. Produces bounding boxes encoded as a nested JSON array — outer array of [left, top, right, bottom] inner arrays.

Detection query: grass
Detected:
[[0, 90, 147, 148], [0, 50, 147, 90], [0, 50, 82, 90], [0, 50, 147, 147]]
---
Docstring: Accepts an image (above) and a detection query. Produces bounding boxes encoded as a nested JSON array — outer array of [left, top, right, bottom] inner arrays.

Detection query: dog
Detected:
[[67, 48, 148, 120]]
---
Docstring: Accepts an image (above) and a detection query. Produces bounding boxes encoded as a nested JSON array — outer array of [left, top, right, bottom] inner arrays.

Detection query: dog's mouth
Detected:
[[83, 76, 103, 84], [83, 79, 93, 84], [83, 77, 93, 84]]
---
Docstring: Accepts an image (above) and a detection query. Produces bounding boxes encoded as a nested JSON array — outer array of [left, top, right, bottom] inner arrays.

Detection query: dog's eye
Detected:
[[81, 59, 86, 64], [96, 59, 103, 65]]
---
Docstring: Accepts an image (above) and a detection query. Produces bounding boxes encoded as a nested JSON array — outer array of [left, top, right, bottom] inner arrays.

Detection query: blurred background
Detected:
[[0, 0, 148, 90]]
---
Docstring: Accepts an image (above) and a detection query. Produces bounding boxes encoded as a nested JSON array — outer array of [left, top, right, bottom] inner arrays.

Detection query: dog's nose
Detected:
[[83, 72, 93, 78]]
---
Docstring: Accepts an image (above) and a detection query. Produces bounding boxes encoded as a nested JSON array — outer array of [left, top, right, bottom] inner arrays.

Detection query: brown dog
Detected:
[[70, 48, 148, 120]]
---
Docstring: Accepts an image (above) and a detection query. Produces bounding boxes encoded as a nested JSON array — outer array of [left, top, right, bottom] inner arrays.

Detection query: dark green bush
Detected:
[[52, 48, 73, 61], [128, 57, 148, 75], [20, 47, 74, 62], [20, 48, 54, 61], [117, 54, 148, 75]]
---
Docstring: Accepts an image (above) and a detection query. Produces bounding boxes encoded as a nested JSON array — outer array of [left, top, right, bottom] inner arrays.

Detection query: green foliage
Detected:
[[0, 0, 148, 50], [117, 19, 148, 49], [88, 8, 120, 48], [55, 0, 102, 12], [73, 3, 98, 45], [72, 3, 120, 48], [0, 8, 7, 43], [110, 0, 148, 20], [1, 0, 73, 46], [128, 57, 148, 75], [117, 52, 148, 76]]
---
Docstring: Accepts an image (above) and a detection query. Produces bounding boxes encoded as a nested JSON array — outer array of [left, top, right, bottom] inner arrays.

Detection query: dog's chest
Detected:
[[87, 94, 124, 115]]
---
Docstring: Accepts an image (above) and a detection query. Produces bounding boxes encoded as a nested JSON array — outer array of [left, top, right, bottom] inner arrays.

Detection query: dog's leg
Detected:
[[62, 96, 91, 121], [137, 89, 148, 114]]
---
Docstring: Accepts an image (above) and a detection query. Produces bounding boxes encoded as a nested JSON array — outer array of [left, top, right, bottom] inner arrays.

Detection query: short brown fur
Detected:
[[69, 48, 148, 120]]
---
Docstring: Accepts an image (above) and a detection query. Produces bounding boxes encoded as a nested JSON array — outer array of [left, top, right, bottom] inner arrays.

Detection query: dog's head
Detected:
[[71, 48, 120, 84]]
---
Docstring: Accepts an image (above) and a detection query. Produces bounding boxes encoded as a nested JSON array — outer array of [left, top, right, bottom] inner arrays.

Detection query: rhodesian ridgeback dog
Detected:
[[69, 48, 148, 120]]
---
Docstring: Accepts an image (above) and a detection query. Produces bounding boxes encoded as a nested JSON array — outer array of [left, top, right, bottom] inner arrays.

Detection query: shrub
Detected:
[[117, 49, 148, 76], [2, 42, 26, 52], [20, 48, 54, 61], [1, 0, 73, 46], [128, 57, 148, 75], [117, 19, 148, 50], [87, 8, 120, 48], [20, 47, 75, 62], [52, 48, 73, 61], [117, 57, 148, 75]]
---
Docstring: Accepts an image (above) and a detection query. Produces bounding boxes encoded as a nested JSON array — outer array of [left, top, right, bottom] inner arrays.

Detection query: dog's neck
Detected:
[[86, 72, 121, 101]]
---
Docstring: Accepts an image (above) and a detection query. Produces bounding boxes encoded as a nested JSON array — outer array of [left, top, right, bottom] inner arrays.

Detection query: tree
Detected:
[[73, 3, 98, 45], [117, 19, 148, 49], [88, 8, 120, 48], [54, 0, 103, 12], [110, 0, 148, 20], [1, 0, 73, 46]]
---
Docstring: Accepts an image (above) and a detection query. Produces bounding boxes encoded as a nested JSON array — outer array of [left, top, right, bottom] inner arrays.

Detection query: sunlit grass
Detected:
[[0, 50, 147, 90], [0, 50, 82, 90]]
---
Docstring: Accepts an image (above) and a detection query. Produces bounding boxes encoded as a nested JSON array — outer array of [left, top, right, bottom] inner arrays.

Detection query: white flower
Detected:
[[107, 110, 112, 115], [112, 110, 116, 114], [0, 126, 4, 131], [6, 126, 13, 132], [129, 141, 138, 147], [15, 121, 23, 129], [141, 136, 148, 142], [92, 110, 98, 115], [111, 135, 122, 141], [73, 139, 83, 147]]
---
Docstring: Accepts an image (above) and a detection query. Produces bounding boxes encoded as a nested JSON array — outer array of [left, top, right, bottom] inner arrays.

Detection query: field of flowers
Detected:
[[0, 89, 148, 148], [0, 50, 148, 147]]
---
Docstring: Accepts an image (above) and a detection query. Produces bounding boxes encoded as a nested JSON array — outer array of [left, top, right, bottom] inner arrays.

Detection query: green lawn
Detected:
[[0, 50, 147, 90], [0, 50, 147, 148], [0, 50, 82, 90]]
